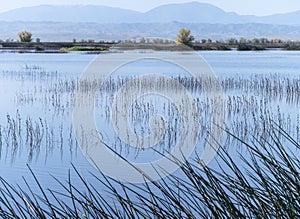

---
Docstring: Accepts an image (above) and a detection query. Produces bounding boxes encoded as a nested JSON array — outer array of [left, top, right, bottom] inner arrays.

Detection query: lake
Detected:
[[0, 50, 299, 215]]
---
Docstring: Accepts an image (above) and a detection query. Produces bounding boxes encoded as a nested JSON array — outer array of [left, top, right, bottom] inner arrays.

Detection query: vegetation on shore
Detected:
[[3, 41, 298, 52], [60, 46, 108, 51], [236, 44, 266, 51], [1, 29, 300, 52], [0, 42, 113, 53], [175, 28, 300, 50], [176, 28, 195, 46], [18, 31, 32, 42]]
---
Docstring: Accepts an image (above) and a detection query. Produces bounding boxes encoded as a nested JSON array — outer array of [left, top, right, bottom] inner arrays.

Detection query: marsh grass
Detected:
[[1, 66, 300, 218], [60, 47, 108, 52], [0, 122, 299, 218], [0, 113, 77, 164]]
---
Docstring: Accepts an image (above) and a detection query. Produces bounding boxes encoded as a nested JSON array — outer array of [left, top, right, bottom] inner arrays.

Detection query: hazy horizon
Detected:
[[1, 0, 300, 16]]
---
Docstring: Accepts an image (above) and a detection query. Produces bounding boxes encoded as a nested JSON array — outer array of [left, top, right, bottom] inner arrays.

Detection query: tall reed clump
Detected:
[[0, 113, 77, 164], [0, 122, 299, 218]]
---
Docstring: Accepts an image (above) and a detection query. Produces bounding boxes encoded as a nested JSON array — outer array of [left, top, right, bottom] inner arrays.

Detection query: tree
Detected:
[[201, 39, 207, 44], [259, 38, 269, 44], [227, 38, 238, 44], [176, 28, 194, 46], [6, 38, 13, 42], [18, 31, 32, 42], [239, 37, 247, 44], [139, 37, 146, 43], [272, 38, 282, 44], [252, 38, 260, 44]]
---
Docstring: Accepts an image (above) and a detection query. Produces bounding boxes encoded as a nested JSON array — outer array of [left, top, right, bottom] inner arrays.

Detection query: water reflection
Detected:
[[0, 66, 300, 164], [0, 54, 298, 177]]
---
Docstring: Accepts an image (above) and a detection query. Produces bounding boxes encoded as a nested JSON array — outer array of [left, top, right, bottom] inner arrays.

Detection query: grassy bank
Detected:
[[0, 42, 113, 53], [60, 46, 108, 51], [2, 41, 300, 52]]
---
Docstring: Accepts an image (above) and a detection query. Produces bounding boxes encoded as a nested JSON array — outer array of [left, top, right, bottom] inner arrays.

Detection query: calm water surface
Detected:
[[0, 50, 299, 194]]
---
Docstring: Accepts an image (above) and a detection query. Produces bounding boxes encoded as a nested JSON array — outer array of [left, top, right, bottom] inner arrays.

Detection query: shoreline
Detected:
[[1, 42, 300, 53]]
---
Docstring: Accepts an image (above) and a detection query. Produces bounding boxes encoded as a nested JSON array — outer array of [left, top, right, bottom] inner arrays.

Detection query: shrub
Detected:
[[176, 28, 195, 46], [18, 31, 32, 42]]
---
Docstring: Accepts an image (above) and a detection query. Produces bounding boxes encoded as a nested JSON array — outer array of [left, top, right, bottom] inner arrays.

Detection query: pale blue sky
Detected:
[[1, 0, 300, 16]]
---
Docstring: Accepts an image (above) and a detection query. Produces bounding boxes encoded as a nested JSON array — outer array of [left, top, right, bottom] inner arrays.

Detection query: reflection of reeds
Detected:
[[2, 65, 58, 82], [0, 113, 77, 163], [0, 123, 299, 218], [7, 70, 300, 159], [13, 73, 300, 107]]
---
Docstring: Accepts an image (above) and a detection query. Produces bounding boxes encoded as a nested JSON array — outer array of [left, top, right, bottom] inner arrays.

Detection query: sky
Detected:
[[1, 0, 300, 16]]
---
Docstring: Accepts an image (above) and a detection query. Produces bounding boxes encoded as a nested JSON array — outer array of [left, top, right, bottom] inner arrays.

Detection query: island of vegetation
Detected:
[[1, 29, 300, 53]]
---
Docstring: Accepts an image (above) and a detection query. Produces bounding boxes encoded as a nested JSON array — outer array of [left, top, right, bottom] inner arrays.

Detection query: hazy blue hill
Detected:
[[143, 2, 256, 23], [260, 11, 300, 25], [0, 21, 300, 42], [0, 5, 141, 23], [1, 2, 300, 41], [0, 2, 300, 25], [0, 2, 258, 24]]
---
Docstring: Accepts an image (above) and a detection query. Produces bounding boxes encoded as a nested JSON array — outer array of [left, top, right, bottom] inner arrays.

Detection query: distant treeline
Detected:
[[129, 37, 300, 51], [1, 37, 300, 52], [0, 41, 114, 53]]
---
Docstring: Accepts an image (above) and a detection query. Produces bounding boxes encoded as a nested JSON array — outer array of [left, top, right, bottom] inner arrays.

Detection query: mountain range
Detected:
[[0, 22, 299, 42], [1, 2, 300, 41], [0, 2, 300, 25]]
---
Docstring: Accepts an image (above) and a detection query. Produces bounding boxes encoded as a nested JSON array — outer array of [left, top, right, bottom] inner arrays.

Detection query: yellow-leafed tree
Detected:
[[18, 31, 32, 42], [176, 28, 194, 46]]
